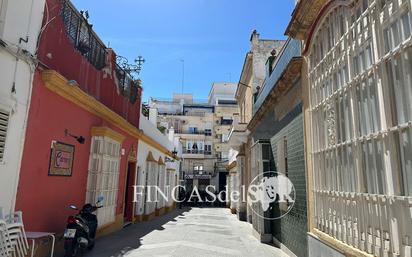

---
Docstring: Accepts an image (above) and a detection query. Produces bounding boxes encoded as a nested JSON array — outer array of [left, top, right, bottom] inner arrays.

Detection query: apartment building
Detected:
[[150, 86, 240, 196], [208, 82, 239, 192], [150, 94, 216, 194]]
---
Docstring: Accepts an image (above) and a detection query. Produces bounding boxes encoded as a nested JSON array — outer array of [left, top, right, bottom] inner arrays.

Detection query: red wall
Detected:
[[15, 71, 137, 233], [37, 0, 141, 128], [15, 0, 143, 233]]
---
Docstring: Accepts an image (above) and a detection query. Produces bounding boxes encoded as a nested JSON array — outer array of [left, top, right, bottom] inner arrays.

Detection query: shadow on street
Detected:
[[81, 207, 192, 257]]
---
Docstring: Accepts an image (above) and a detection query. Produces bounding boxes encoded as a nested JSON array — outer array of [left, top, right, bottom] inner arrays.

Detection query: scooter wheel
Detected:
[[64, 245, 77, 257], [87, 241, 95, 250]]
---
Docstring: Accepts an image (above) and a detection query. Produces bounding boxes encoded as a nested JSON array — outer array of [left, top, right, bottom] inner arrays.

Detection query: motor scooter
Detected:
[[63, 196, 103, 257]]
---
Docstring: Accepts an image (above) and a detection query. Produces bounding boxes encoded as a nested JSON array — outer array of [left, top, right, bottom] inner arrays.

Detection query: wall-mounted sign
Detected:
[[48, 141, 75, 176], [184, 174, 211, 180]]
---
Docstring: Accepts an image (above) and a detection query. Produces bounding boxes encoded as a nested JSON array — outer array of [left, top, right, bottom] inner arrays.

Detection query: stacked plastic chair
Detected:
[[0, 208, 29, 257]]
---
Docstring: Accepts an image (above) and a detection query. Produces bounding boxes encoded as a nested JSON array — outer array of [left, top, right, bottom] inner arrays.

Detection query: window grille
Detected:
[[307, 0, 412, 254]]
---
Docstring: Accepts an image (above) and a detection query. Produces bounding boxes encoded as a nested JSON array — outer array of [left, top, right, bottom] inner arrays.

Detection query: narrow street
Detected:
[[83, 207, 289, 257], [4, 0, 412, 256]]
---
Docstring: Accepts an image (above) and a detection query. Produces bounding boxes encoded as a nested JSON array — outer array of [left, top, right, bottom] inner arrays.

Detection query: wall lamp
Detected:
[[166, 148, 179, 162], [172, 148, 178, 157], [65, 129, 85, 144]]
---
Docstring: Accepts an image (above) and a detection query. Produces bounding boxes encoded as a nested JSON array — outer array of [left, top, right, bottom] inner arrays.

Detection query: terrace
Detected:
[[60, 0, 141, 105]]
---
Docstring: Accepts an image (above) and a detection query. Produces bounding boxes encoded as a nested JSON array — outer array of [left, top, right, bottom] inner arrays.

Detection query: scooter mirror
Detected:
[[69, 205, 78, 210]]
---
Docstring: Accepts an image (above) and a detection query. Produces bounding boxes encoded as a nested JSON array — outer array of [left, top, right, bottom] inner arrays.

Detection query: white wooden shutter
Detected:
[[0, 109, 10, 161]]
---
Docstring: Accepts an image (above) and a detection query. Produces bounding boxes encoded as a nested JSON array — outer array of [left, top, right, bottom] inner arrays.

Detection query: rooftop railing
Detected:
[[61, 0, 106, 70], [61, 0, 140, 104], [114, 62, 140, 104], [151, 97, 210, 105]]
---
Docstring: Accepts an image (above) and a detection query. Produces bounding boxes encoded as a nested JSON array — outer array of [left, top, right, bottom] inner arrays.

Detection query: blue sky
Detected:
[[71, 0, 295, 101]]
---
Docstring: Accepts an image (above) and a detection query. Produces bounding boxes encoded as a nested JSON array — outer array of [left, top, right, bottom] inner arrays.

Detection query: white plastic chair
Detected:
[[0, 220, 13, 257], [0, 229, 7, 256], [4, 212, 29, 257], [5, 212, 29, 247], [5, 229, 25, 257]]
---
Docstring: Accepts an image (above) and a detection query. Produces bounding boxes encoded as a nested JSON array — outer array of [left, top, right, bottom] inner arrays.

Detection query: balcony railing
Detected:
[[175, 130, 212, 136], [114, 63, 140, 104], [183, 112, 209, 117], [61, 0, 106, 70], [253, 38, 301, 114], [151, 97, 210, 104], [182, 148, 212, 155], [314, 190, 412, 256]]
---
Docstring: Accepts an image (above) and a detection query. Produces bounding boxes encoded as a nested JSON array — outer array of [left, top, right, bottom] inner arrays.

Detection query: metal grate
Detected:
[[0, 109, 10, 161], [61, 0, 106, 70], [115, 63, 140, 104]]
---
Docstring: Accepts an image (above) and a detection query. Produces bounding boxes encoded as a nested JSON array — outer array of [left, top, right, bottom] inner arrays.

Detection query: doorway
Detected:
[[124, 162, 136, 222]]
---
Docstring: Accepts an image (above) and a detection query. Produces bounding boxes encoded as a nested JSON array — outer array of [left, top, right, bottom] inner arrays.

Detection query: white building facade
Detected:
[[135, 112, 181, 221], [0, 0, 45, 213], [288, 0, 412, 256], [150, 94, 217, 195]]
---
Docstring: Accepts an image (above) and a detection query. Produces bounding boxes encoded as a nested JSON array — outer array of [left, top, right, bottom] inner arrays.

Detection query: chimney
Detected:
[[149, 108, 158, 125], [168, 127, 175, 142]]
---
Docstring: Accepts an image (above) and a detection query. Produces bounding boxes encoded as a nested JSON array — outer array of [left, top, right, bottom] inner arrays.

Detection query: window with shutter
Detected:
[[0, 109, 9, 162], [86, 136, 121, 227]]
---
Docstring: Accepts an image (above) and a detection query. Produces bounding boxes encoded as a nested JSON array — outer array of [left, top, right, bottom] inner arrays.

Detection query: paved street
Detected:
[[83, 207, 289, 257]]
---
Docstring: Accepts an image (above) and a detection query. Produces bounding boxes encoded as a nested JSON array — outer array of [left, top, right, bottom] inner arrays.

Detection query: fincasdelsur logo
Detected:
[[247, 171, 295, 220], [132, 171, 295, 221]]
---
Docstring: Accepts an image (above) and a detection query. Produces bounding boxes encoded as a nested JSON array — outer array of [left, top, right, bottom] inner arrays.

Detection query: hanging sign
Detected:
[[48, 141, 75, 176]]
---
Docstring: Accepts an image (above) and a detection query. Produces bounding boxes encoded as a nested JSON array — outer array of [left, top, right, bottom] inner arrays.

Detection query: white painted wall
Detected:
[[148, 108, 157, 126], [135, 141, 164, 216], [135, 112, 181, 215], [140, 113, 173, 150], [208, 82, 237, 105], [0, 0, 45, 213]]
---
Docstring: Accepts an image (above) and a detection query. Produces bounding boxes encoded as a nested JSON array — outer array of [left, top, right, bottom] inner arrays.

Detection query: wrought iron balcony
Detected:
[[176, 130, 205, 135], [182, 148, 212, 155], [115, 55, 145, 104], [183, 148, 204, 154], [114, 62, 140, 104]]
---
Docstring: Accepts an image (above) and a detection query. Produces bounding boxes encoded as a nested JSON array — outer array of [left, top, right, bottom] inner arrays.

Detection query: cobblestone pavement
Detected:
[[83, 207, 289, 257]]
